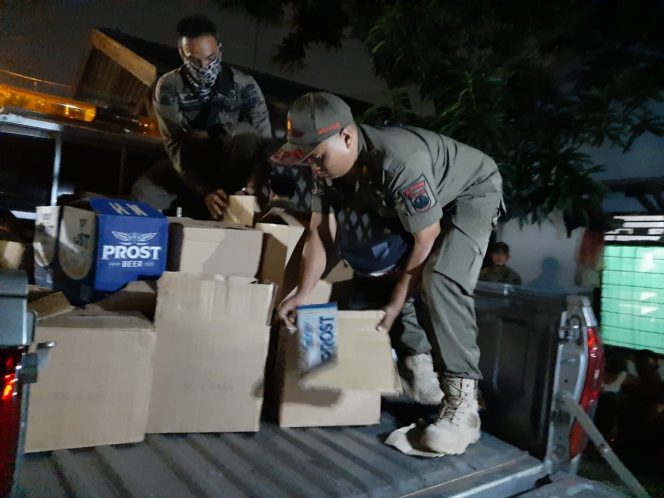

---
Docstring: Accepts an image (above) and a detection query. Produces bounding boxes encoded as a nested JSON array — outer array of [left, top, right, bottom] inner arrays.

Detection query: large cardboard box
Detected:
[[27, 292, 74, 321], [0, 240, 27, 269], [1, 213, 32, 271], [25, 311, 157, 452], [33, 206, 60, 288], [256, 208, 306, 302], [168, 218, 263, 278], [55, 199, 168, 304], [277, 310, 400, 428], [85, 280, 157, 321], [224, 195, 259, 226], [147, 272, 275, 433], [308, 260, 355, 306]]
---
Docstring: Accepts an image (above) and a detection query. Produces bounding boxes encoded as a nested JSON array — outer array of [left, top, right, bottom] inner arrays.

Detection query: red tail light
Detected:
[[569, 326, 605, 458], [2, 374, 17, 401], [1, 349, 25, 498]]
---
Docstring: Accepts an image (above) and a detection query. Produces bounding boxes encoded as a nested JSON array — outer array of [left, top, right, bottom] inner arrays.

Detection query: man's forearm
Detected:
[[296, 229, 328, 298], [388, 224, 441, 310], [296, 213, 337, 299]]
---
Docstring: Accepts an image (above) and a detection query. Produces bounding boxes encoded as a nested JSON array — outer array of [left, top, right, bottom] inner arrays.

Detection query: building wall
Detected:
[[585, 101, 664, 213], [496, 212, 586, 292]]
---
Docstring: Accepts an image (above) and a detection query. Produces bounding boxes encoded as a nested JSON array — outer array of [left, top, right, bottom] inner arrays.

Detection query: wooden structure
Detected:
[[75, 29, 158, 116]]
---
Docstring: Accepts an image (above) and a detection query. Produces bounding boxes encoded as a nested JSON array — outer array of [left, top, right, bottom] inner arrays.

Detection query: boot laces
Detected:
[[438, 380, 475, 423]]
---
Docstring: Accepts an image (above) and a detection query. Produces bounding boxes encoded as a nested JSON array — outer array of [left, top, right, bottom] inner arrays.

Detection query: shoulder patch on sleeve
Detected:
[[155, 77, 177, 106], [400, 174, 437, 213]]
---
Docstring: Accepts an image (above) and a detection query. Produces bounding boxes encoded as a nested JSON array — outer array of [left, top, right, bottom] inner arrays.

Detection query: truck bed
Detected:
[[16, 284, 588, 497], [16, 406, 544, 498]]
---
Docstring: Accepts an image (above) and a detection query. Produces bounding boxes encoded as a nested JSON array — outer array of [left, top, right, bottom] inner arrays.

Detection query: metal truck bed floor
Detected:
[[16, 410, 544, 498]]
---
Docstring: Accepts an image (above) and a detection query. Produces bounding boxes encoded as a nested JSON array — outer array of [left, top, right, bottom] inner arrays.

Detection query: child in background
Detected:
[[479, 241, 522, 285]]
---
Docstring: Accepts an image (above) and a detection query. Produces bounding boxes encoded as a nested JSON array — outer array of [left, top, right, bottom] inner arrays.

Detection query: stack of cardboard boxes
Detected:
[[24, 196, 398, 452]]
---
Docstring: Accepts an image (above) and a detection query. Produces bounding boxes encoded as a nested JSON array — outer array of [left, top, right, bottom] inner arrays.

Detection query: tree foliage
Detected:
[[217, 0, 664, 224]]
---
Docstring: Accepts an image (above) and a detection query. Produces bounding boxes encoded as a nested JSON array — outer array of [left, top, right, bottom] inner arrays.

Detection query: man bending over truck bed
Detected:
[[274, 92, 504, 455]]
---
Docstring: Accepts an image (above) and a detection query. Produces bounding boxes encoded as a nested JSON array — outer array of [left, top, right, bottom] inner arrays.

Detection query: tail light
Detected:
[[569, 326, 605, 458], [0, 348, 26, 498]]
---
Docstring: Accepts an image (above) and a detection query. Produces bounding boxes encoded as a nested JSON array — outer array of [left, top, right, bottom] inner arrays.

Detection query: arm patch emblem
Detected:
[[400, 174, 437, 213]]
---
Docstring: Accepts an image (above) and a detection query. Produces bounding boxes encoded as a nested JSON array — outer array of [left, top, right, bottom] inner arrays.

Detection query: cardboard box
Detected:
[[33, 206, 60, 288], [281, 260, 355, 307], [309, 260, 355, 306], [55, 198, 168, 304], [168, 218, 263, 278], [25, 311, 157, 452], [224, 195, 259, 226], [147, 272, 275, 433], [0, 240, 27, 269], [85, 280, 157, 321], [277, 310, 399, 428], [256, 209, 306, 302], [28, 285, 56, 302], [300, 311, 400, 392], [28, 291, 74, 321]]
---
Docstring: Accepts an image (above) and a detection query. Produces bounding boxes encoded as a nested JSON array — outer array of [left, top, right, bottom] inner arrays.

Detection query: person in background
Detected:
[[594, 352, 636, 447], [132, 15, 272, 219], [479, 241, 522, 285]]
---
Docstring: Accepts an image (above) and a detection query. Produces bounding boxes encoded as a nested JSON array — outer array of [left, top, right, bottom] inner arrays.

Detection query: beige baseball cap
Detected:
[[270, 92, 354, 165]]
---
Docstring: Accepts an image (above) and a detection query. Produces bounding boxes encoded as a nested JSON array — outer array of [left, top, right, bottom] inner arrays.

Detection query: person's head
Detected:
[[489, 241, 511, 267], [177, 15, 221, 88], [270, 92, 359, 180]]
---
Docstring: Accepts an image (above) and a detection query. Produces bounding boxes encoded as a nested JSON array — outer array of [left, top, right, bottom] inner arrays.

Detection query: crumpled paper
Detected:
[[384, 421, 445, 458]]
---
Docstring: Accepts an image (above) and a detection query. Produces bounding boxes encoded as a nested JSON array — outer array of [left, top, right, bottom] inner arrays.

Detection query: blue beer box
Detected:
[[296, 302, 338, 372], [55, 198, 168, 304]]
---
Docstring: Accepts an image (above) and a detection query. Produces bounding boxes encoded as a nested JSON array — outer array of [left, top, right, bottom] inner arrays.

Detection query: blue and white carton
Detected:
[[296, 302, 338, 372], [55, 198, 168, 304], [33, 206, 61, 288]]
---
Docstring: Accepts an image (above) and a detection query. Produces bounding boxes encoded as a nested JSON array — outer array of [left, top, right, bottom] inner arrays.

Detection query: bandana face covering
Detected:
[[181, 43, 222, 101]]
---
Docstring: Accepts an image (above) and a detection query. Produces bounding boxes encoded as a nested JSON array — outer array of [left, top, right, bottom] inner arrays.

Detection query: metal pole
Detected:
[[559, 393, 650, 498], [50, 134, 62, 206]]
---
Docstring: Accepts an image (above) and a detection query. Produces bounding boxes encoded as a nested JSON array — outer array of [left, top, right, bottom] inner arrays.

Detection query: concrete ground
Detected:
[[578, 452, 664, 497]]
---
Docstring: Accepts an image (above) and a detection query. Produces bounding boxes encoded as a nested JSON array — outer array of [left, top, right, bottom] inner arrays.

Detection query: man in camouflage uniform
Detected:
[[275, 92, 504, 455], [132, 15, 272, 219], [479, 241, 522, 285]]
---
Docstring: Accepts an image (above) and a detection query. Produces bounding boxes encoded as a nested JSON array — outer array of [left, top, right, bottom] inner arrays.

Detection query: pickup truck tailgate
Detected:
[[17, 410, 544, 498]]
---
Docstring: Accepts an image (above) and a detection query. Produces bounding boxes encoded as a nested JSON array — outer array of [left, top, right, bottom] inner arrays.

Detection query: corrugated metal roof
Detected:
[[16, 410, 544, 497]]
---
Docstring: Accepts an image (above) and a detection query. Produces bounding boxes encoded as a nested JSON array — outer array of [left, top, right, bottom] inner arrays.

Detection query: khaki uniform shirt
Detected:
[[154, 64, 272, 195], [311, 124, 501, 234]]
